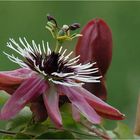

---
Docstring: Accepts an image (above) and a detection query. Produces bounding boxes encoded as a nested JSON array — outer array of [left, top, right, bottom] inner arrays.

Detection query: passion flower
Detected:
[[0, 16, 124, 128]]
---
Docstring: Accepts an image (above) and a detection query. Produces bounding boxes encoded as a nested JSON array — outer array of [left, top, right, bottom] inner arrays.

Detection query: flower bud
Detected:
[[75, 18, 113, 100]]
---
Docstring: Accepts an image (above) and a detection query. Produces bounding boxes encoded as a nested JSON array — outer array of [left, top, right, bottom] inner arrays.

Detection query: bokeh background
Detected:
[[0, 1, 140, 130]]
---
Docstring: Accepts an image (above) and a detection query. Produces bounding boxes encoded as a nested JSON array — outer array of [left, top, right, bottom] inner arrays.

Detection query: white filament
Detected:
[[4, 38, 101, 87]]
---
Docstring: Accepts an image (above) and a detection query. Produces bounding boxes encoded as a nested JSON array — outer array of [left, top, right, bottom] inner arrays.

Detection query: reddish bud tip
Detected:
[[75, 18, 112, 76]]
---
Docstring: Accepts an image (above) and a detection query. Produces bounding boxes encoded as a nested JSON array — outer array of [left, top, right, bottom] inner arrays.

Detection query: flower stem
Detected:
[[0, 129, 16, 135], [80, 121, 111, 140], [55, 40, 62, 53], [48, 126, 97, 138], [0, 129, 34, 137]]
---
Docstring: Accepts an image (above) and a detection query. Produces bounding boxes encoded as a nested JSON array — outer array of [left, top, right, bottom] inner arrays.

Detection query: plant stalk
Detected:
[[80, 121, 111, 140]]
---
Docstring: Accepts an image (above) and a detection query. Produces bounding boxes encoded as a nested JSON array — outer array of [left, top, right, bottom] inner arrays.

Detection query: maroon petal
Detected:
[[84, 74, 107, 101], [0, 84, 19, 95], [30, 97, 48, 122], [0, 68, 32, 85], [0, 76, 48, 120], [43, 86, 62, 128], [58, 85, 101, 124], [72, 104, 81, 122], [73, 86, 125, 120]]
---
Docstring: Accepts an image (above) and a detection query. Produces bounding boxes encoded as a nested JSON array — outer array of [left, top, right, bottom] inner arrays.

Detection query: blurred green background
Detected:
[[0, 1, 140, 130]]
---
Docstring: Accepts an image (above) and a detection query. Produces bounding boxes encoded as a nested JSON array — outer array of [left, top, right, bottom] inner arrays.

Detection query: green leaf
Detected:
[[114, 122, 134, 139], [1, 135, 14, 139], [23, 123, 47, 136], [36, 130, 75, 139], [107, 130, 117, 139], [60, 104, 97, 139], [0, 91, 9, 106], [5, 107, 31, 131], [14, 133, 32, 139], [60, 104, 79, 130]]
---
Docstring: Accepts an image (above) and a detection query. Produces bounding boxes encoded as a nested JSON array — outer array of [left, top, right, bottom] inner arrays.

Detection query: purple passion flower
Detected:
[[0, 37, 125, 128]]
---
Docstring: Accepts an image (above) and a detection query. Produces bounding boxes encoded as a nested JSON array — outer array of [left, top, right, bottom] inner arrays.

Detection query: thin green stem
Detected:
[[54, 40, 62, 53], [54, 41, 59, 53], [48, 127, 97, 137], [0, 129, 34, 137], [80, 121, 111, 140], [0, 129, 16, 135]]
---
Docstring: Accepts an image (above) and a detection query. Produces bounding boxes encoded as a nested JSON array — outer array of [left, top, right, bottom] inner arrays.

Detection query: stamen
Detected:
[[68, 55, 80, 63], [22, 37, 34, 53], [61, 49, 67, 56], [77, 68, 98, 72], [32, 40, 39, 53], [58, 49, 67, 62], [68, 76, 101, 83], [65, 59, 79, 66], [65, 51, 73, 59], [70, 63, 82, 68], [47, 42, 51, 55], [38, 44, 42, 55], [3, 52, 28, 68], [76, 62, 96, 70], [78, 70, 99, 75], [52, 72, 75, 77], [7, 41, 23, 56], [58, 46, 63, 53], [49, 78, 84, 87], [42, 40, 46, 53], [23, 38, 35, 54]]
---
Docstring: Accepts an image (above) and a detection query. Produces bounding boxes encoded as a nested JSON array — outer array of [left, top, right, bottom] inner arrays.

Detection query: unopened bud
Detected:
[[75, 18, 113, 100]]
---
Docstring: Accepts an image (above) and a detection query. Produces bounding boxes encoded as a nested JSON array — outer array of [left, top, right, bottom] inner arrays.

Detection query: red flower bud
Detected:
[[75, 18, 113, 100]]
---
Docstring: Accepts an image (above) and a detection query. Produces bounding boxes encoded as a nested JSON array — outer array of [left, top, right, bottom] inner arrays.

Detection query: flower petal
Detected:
[[0, 76, 48, 120], [0, 68, 32, 85], [43, 85, 62, 128], [0, 84, 19, 95], [30, 97, 48, 122], [73, 86, 125, 120], [58, 85, 101, 124], [72, 104, 81, 122], [83, 70, 107, 100]]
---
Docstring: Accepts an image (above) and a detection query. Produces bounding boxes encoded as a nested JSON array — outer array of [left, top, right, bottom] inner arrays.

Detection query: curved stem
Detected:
[[0, 129, 16, 135], [0, 127, 97, 138], [55, 40, 62, 53], [48, 126, 97, 137], [0, 129, 34, 137], [80, 121, 111, 140], [0, 123, 110, 139]]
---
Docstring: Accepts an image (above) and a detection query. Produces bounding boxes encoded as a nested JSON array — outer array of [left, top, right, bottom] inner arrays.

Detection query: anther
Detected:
[[47, 14, 58, 27], [69, 23, 80, 31]]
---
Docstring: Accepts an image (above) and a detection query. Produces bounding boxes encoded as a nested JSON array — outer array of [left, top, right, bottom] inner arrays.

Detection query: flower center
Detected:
[[24, 51, 74, 78], [4, 38, 101, 87]]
